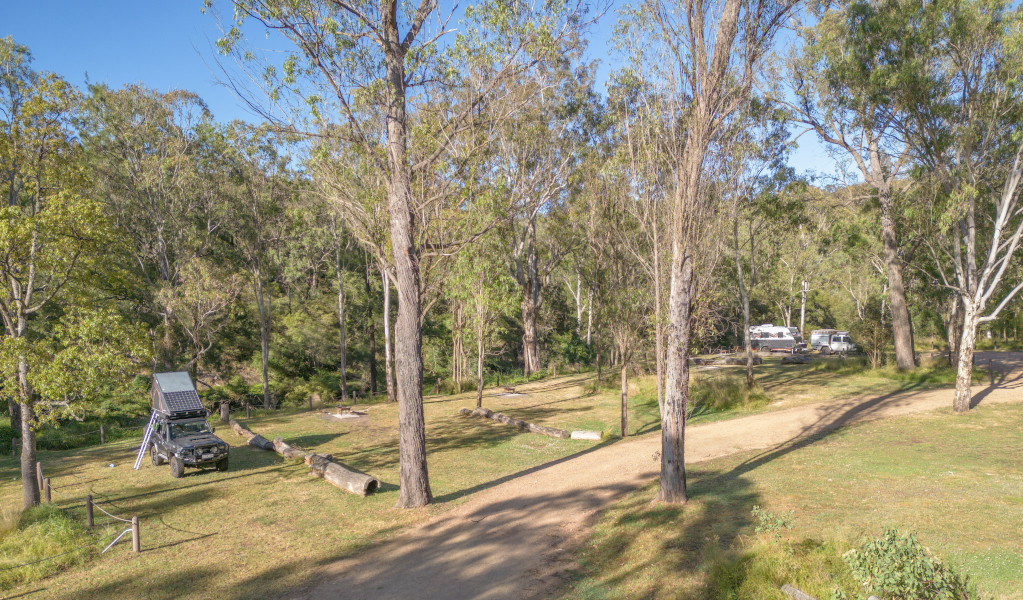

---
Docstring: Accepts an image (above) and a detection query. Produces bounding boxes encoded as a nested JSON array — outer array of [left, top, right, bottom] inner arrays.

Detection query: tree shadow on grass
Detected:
[[564, 468, 760, 599]]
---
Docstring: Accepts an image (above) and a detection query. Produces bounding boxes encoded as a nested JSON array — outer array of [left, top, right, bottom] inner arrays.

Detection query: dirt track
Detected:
[[285, 353, 1023, 600]]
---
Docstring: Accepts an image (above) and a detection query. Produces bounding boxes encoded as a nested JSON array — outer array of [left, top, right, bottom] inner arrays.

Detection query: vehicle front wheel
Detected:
[[821, 346, 831, 355], [170, 456, 184, 478], [151, 444, 164, 466], [215, 457, 229, 472]]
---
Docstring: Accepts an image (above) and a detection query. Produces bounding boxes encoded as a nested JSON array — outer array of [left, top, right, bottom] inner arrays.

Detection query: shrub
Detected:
[[842, 528, 982, 600], [690, 377, 771, 415], [0, 505, 102, 590]]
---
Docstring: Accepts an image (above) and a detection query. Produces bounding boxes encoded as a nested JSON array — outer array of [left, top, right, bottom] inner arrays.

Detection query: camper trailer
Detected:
[[748, 324, 806, 353]]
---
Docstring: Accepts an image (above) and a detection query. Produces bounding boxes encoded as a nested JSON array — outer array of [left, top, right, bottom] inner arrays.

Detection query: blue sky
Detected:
[[3, 0, 832, 176]]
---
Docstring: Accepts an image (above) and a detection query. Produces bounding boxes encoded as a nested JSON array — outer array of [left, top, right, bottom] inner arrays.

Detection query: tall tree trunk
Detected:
[[660, 248, 693, 504], [574, 269, 583, 335], [17, 352, 38, 508], [383, 269, 396, 403], [336, 247, 349, 400], [953, 301, 978, 413], [520, 219, 542, 375], [653, 227, 665, 415], [620, 354, 628, 438], [383, 35, 431, 508], [799, 280, 807, 337], [586, 287, 593, 346], [880, 198, 916, 370], [363, 257, 378, 395], [8, 396, 21, 440], [944, 294, 962, 368], [476, 327, 485, 409], [734, 218, 755, 388], [254, 266, 272, 409]]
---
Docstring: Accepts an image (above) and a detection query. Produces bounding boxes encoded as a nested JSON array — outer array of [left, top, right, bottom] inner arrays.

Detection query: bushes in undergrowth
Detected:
[[709, 508, 984, 600]]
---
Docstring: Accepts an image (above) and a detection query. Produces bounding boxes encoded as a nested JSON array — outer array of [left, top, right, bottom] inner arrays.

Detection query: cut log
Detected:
[[307, 453, 380, 496], [720, 356, 763, 366], [228, 419, 275, 451], [571, 430, 602, 440], [272, 437, 308, 460], [459, 408, 571, 439], [781, 355, 813, 365]]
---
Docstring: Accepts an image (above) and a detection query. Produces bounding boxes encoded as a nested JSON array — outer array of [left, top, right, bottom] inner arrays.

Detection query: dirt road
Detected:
[[286, 353, 1023, 600]]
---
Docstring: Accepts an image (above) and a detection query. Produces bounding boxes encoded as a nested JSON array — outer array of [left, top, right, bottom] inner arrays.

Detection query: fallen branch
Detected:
[[228, 419, 275, 451]]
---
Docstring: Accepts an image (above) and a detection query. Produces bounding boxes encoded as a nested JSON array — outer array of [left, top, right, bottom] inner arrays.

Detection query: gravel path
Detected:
[[286, 352, 1023, 600]]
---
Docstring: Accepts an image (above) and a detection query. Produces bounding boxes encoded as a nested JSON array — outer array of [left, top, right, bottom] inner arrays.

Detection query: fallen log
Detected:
[[272, 436, 309, 460], [570, 430, 602, 440], [306, 453, 380, 496], [228, 419, 275, 451], [459, 408, 571, 439]]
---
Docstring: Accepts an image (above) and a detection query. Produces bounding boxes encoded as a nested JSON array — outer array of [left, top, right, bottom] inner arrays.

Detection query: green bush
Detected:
[[842, 528, 982, 600]]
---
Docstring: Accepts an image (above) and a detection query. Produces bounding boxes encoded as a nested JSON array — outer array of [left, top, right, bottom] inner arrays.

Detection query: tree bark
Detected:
[[254, 266, 272, 409], [880, 202, 916, 370], [620, 359, 628, 438], [382, 268, 396, 403], [520, 218, 542, 376], [734, 217, 755, 388], [336, 246, 349, 400], [944, 294, 963, 368], [476, 325, 485, 409], [8, 397, 21, 441], [17, 351, 38, 508], [383, 31, 431, 508], [363, 256, 378, 395], [660, 249, 693, 504], [953, 303, 978, 413]]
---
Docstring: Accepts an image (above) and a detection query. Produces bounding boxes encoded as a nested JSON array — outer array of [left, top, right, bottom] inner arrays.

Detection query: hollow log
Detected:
[[272, 437, 308, 460], [307, 453, 379, 496], [228, 419, 275, 451]]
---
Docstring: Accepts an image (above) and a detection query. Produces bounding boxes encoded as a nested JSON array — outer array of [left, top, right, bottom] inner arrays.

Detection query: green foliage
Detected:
[[843, 528, 983, 600], [0, 505, 105, 590], [708, 537, 860, 600], [751, 505, 793, 541]]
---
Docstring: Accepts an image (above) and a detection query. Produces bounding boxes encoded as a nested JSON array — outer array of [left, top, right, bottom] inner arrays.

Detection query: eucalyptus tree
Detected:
[[0, 40, 146, 507], [448, 229, 519, 408], [889, 0, 1023, 412], [82, 84, 224, 369], [219, 123, 294, 408], [630, 0, 796, 503], [787, 1, 918, 370], [214, 0, 596, 507]]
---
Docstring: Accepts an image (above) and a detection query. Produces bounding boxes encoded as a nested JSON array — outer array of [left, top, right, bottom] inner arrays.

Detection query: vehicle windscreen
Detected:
[[170, 421, 211, 439]]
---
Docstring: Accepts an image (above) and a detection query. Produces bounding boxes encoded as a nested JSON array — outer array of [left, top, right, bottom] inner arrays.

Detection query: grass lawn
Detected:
[[562, 401, 1023, 599]]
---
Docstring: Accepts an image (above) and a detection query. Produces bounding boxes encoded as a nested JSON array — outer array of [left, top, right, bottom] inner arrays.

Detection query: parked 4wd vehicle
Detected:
[[143, 371, 230, 478], [150, 416, 229, 477]]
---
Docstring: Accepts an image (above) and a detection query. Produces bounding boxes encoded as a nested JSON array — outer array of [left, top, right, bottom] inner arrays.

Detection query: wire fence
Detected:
[[0, 471, 143, 578]]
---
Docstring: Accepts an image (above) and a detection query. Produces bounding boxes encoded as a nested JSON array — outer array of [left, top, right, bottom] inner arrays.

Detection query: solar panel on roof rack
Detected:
[[164, 390, 203, 413]]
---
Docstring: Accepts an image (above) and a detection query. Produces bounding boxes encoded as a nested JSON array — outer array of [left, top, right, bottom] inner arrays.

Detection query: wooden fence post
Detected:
[[220, 402, 230, 424], [86, 495, 94, 527], [308, 396, 313, 411], [131, 516, 140, 553], [435, 378, 441, 394], [100, 424, 105, 445], [36, 461, 43, 493], [245, 401, 250, 419], [43, 478, 51, 503]]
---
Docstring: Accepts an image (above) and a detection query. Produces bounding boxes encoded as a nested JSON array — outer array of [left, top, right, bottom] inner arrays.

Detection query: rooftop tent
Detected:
[[151, 372, 207, 418]]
